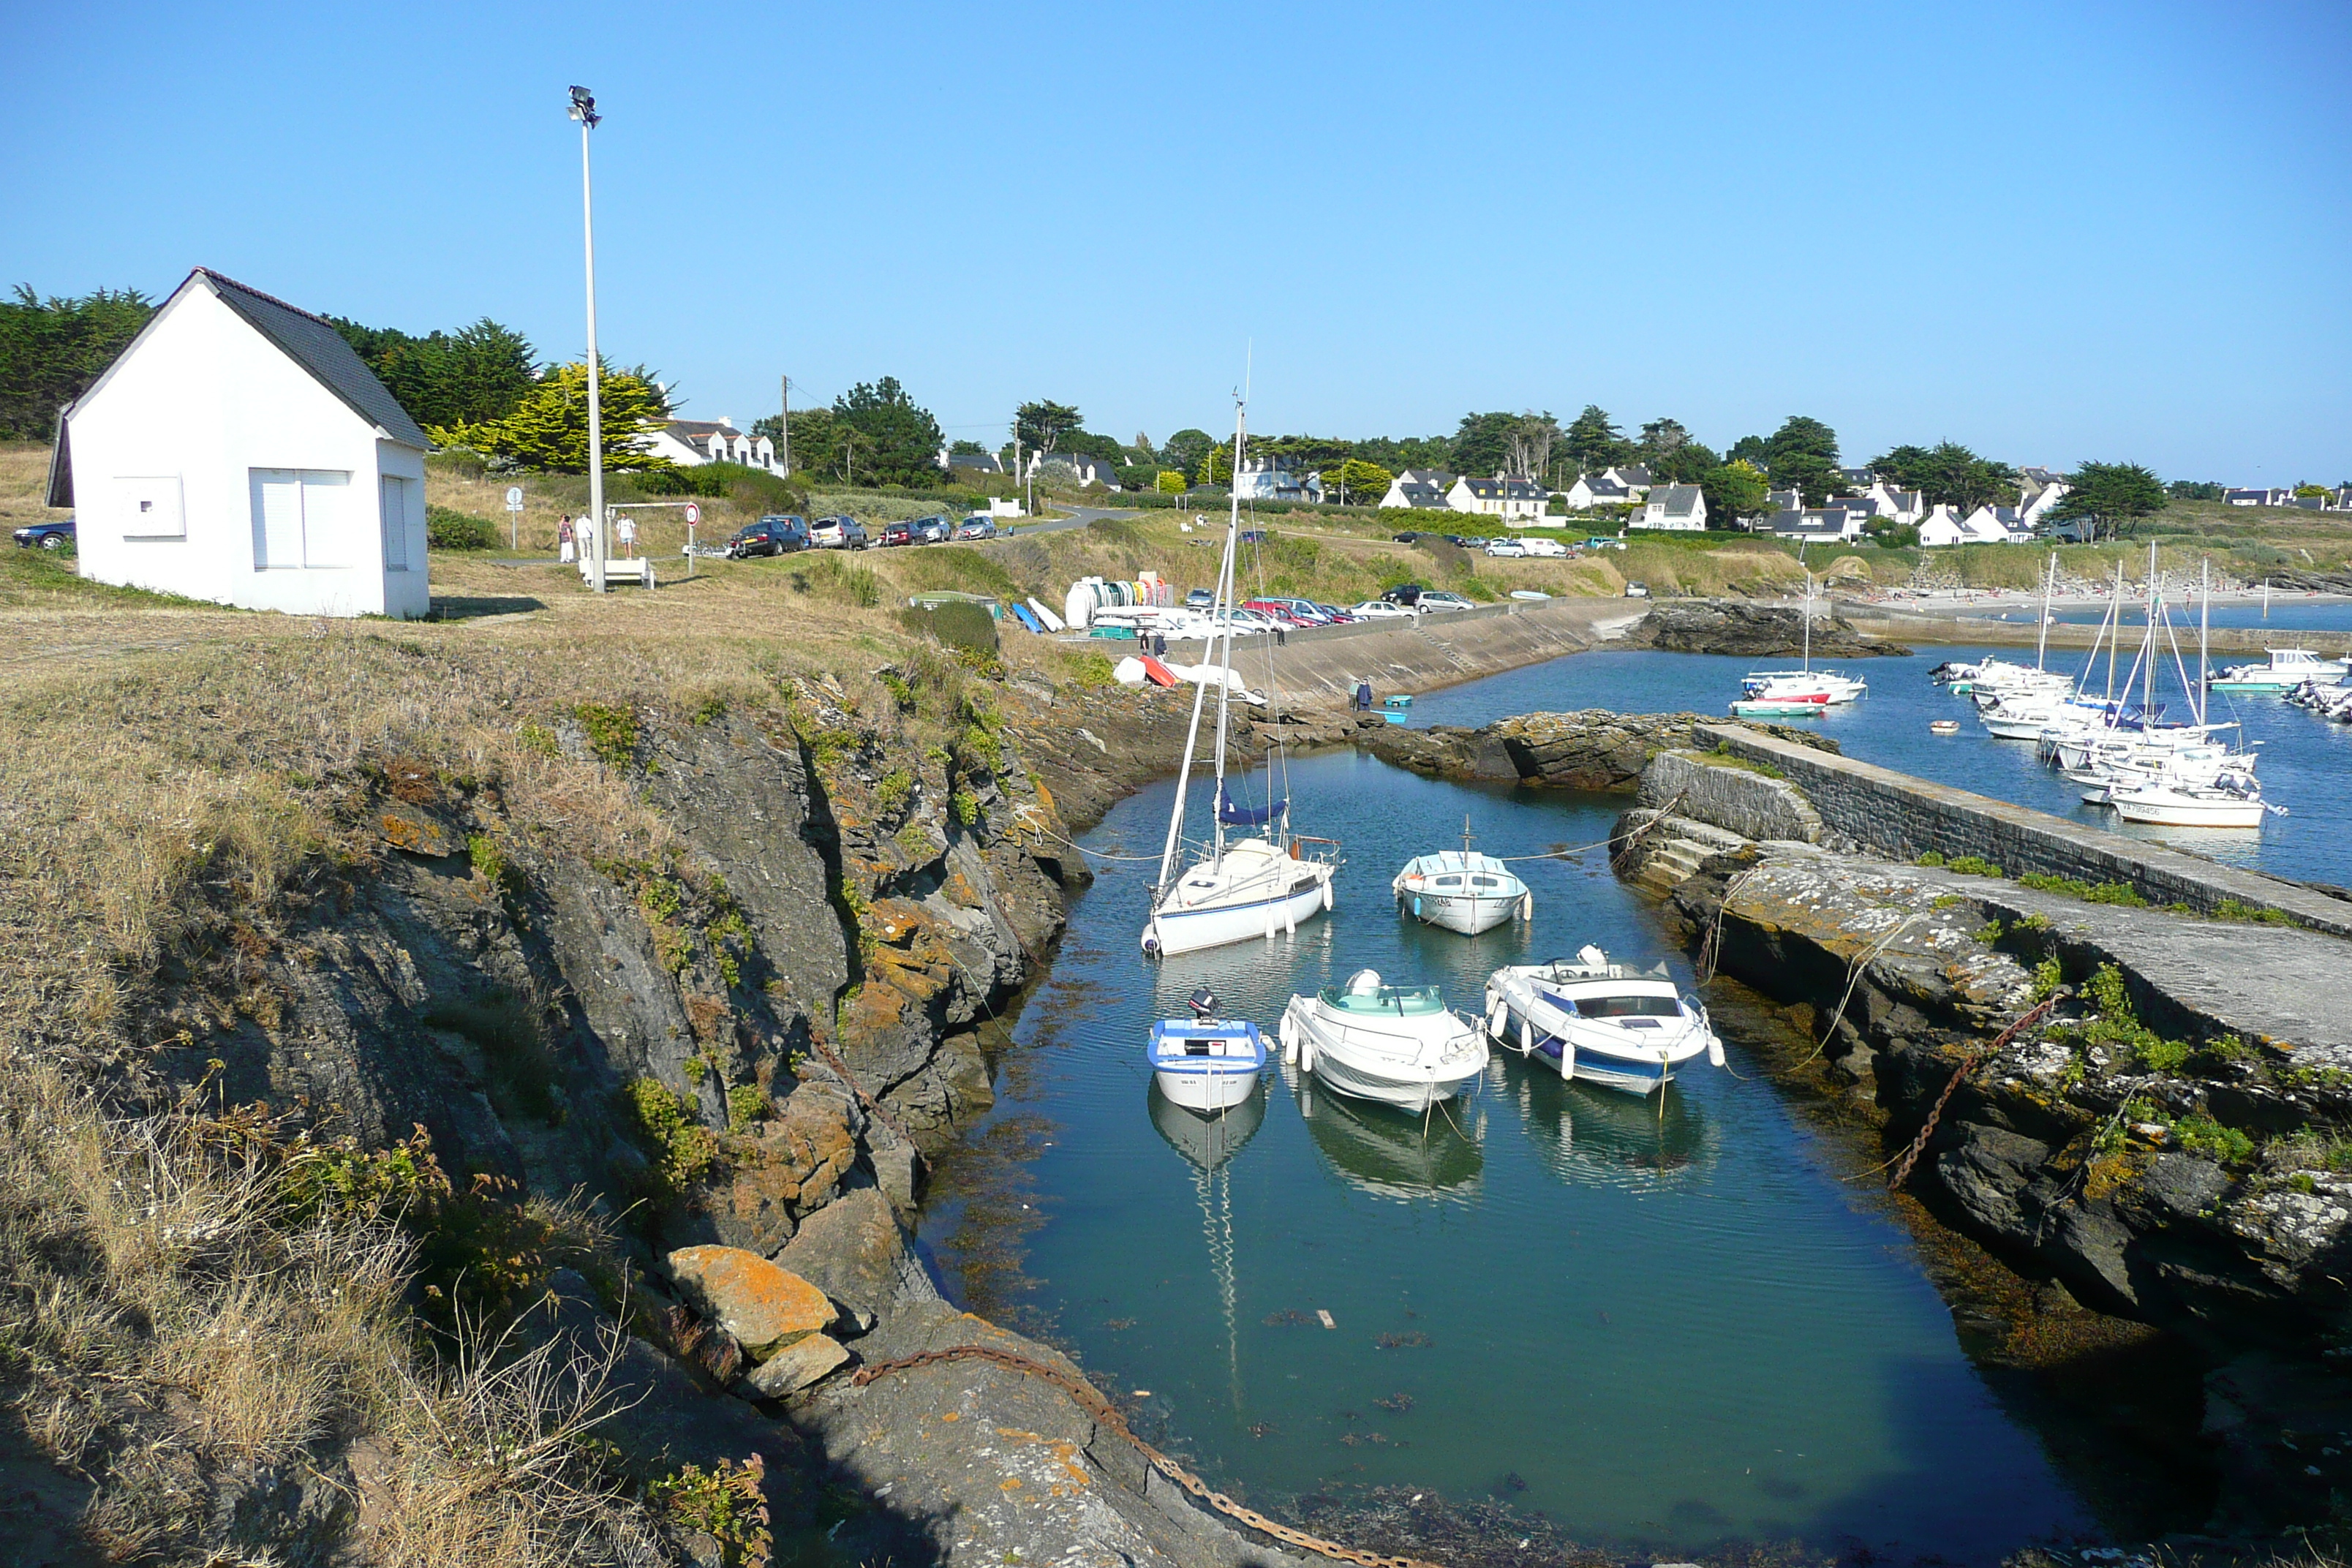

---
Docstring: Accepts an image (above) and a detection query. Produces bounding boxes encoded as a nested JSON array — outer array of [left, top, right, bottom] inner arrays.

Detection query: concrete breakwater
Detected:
[[1603, 736, 2352, 1537], [1235, 595, 1642, 705]]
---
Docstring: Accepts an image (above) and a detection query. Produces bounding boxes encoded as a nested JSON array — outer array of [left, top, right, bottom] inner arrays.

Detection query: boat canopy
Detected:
[[1215, 789, 1286, 826]]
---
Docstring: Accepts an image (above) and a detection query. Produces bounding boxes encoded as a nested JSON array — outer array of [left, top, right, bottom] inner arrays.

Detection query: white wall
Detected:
[[68, 284, 426, 619]]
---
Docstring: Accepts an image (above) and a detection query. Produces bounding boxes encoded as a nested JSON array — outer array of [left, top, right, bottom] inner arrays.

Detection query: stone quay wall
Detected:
[[1694, 724, 2352, 938], [1640, 750, 1825, 845]]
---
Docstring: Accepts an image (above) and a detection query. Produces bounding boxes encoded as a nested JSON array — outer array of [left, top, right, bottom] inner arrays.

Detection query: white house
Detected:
[[1918, 503, 1967, 547], [1562, 472, 1633, 510], [1866, 480, 1924, 525], [45, 268, 431, 619], [1025, 451, 1120, 489], [1633, 483, 1708, 531], [1232, 456, 1322, 504], [1961, 504, 2034, 543], [1379, 468, 1455, 509], [1447, 475, 1548, 520], [941, 446, 1004, 475], [1765, 508, 1866, 544], [639, 418, 782, 473], [1602, 464, 1654, 493]]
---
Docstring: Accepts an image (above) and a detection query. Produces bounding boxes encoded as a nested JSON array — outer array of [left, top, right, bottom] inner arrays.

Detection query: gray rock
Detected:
[[776, 1186, 940, 1330], [745, 1332, 850, 1398]]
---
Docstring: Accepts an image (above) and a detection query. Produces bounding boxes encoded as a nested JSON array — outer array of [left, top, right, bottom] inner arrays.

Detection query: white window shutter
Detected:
[[380, 475, 408, 570], [252, 470, 301, 569], [301, 471, 351, 568]]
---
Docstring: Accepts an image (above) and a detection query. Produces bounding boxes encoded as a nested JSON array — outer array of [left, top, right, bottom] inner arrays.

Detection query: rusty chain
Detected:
[[851, 1345, 1444, 1568], [807, 1038, 927, 1169], [1885, 995, 2059, 1192]]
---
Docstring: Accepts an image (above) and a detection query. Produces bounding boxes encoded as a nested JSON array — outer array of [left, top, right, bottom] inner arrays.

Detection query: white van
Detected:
[[1520, 537, 1569, 558]]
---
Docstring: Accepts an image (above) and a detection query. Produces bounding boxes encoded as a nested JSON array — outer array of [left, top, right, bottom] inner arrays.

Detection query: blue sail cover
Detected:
[[1215, 789, 1287, 826]]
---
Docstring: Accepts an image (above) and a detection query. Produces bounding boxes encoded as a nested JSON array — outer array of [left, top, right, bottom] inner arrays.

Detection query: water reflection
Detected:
[[1498, 1052, 1711, 1193], [1149, 1079, 1265, 1413], [1286, 1058, 1485, 1204]]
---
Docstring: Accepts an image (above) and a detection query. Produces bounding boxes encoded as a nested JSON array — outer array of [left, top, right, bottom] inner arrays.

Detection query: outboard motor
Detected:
[[1186, 987, 1218, 1019]]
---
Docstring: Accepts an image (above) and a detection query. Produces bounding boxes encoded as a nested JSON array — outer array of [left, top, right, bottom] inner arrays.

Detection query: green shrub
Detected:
[[727, 1084, 770, 1132], [1916, 851, 1947, 868], [2215, 899, 2294, 926], [516, 719, 559, 757], [622, 1078, 719, 1192], [425, 505, 498, 551], [2016, 872, 2149, 907], [576, 703, 638, 767], [900, 600, 1000, 659], [2135, 1036, 2191, 1074], [1975, 919, 2006, 944], [951, 788, 980, 826], [2171, 1113, 2255, 1165], [1948, 855, 2002, 877], [2029, 957, 2063, 1002], [650, 1456, 772, 1567]]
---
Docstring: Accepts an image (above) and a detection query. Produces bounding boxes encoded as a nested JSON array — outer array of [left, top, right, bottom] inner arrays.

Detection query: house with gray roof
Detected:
[[45, 267, 430, 619], [1447, 474, 1549, 520], [1765, 508, 1867, 544], [641, 417, 782, 473], [1379, 469, 1456, 509], [1634, 483, 1708, 532]]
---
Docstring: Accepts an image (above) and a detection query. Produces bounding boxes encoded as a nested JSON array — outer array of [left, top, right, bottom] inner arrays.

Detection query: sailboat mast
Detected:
[[2035, 551, 2054, 671], [2141, 543, 2157, 724], [1206, 399, 1247, 861], [2106, 562, 2122, 703], [1801, 572, 1812, 672], [2198, 557, 2211, 728]]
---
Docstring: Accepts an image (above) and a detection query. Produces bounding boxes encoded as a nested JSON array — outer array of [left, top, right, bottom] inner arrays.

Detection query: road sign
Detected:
[[683, 502, 701, 525], [504, 486, 524, 511]]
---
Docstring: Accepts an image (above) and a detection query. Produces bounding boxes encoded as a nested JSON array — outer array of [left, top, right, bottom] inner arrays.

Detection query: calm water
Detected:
[[923, 747, 2100, 1560], [1963, 601, 2352, 632], [1409, 644, 2352, 887]]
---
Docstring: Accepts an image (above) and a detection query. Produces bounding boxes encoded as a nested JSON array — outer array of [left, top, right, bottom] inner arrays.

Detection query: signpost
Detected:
[[505, 485, 524, 551], [684, 502, 701, 577]]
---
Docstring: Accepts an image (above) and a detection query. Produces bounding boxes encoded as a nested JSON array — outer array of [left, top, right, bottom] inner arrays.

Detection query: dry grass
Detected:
[[0, 1051, 663, 1564]]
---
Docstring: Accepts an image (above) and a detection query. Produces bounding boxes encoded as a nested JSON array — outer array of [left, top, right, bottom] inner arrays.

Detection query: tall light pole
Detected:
[[570, 85, 606, 594]]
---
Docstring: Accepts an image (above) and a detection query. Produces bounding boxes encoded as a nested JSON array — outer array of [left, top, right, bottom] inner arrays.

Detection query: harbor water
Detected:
[[1409, 643, 2352, 887], [920, 714, 2142, 1560]]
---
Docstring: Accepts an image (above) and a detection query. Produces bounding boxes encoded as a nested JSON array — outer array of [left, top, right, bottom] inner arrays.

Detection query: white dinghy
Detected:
[[1147, 987, 1268, 1115], [1392, 818, 1531, 935], [1279, 970, 1488, 1112], [1485, 946, 1724, 1097]]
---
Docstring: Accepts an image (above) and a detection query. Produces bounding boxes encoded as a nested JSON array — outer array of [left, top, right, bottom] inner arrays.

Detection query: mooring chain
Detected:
[[851, 1346, 1442, 1568], [1885, 995, 2060, 1192], [807, 1038, 927, 1169]]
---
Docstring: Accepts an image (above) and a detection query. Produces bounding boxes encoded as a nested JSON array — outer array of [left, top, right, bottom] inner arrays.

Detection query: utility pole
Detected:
[[778, 373, 791, 473], [570, 86, 606, 595]]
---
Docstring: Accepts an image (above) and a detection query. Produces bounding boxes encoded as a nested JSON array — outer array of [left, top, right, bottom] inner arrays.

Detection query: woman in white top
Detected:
[[616, 514, 637, 558]]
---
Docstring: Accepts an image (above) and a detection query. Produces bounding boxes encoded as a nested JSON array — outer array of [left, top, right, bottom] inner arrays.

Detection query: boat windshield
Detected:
[[1558, 992, 1682, 1019], [1322, 985, 1445, 1015]]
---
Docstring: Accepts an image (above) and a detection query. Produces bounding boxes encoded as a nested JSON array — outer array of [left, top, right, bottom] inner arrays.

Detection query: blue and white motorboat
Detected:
[[1149, 988, 1268, 1114], [1484, 947, 1724, 1097]]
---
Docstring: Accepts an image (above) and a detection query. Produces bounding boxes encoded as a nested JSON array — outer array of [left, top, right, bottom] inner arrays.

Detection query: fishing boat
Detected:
[[2207, 649, 2348, 693], [1142, 396, 1338, 957], [1392, 818, 1532, 935], [1729, 693, 1829, 719], [1147, 987, 1268, 1113], [1483, 946, 1724, 1097], [1278, 970, 1488, 1112], [2097, 554, 2277, 828]]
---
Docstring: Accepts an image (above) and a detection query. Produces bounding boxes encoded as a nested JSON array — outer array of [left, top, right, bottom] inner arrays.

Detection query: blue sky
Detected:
[[4, 1, 2346, 481]]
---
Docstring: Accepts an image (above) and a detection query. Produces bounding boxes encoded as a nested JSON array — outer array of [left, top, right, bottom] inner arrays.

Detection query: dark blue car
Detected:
[[12, 519, 75, 551], [725, 515, 810, 558]]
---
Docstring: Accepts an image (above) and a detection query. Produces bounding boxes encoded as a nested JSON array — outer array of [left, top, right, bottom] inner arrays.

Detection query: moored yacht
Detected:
[[1484, 947, 1725, 1096], [1279, 970, 1488, 1111], [1392, 819, 1532, 935]]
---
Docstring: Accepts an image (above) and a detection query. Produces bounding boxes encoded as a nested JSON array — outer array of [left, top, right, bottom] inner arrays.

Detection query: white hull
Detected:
[[1391, 850, 1531, 935], [1279, 996, 1486, 1111], [2109, 790, 2266, 828], [1398, 889, 1527, 935], [1485, 962, 1722, 1098], [1153, 1063, 1262, 1112], [1145, 861, 1335, 957]]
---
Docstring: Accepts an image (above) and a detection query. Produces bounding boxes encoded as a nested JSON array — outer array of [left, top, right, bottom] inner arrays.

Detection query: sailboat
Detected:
[[1140, 396, 1338, 958], [1734, 572, 1866, 712], [1391, 817, 1532, 935], [2106, 554, 2274, 829]]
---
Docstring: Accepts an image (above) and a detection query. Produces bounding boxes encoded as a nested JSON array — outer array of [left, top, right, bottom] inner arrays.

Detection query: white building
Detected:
[[1447, 475, 1548, 520], [1379, 468, 1456, 509], [1917, 503, 1968, 547], [1866, 479, 1925, 525], [1232, 456, 1322, 504], [1765, 508, 1867, 544], [1561, 472, 1632, 510], [1633, 483, 1708, 531], [1025, 451, 1121, 489], [45, 268, 431, 619], [639, 418, 782, 473], [1961, 504, 2034, 543]]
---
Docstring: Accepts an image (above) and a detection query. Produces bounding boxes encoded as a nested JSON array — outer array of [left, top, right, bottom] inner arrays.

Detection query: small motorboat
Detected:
[[1929, 719, 1961, 735], [2207, 648, 2348, 693], [1729, 694, 1828, 718], [1148, 987, 1268, 1114], [1485, 946, 1724, 1097], [1392, 818, 1532, 935], [1279, 970, 1488, 1112]]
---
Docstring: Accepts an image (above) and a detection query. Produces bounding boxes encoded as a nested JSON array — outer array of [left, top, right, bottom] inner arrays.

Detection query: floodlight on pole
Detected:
[[570, 85, 606, 594]]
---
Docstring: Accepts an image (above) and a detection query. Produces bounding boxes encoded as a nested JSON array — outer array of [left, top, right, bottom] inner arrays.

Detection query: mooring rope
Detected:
[[851, 1345, 1443, 1568]]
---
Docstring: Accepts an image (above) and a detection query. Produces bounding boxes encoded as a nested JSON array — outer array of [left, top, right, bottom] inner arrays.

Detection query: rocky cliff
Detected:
[[1629, 599, 1912, 657], [1366, 708, 1837, 790]]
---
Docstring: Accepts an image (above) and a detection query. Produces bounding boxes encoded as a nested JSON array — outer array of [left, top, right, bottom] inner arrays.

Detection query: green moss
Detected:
[[951, 788, 981, 827], [1915, 851, 1947, 867], [692, 693, 728, 725], [895, 821, 935, 859], [576, 703, 639, 768], [1948, 855, 2002, 878], [727, 1084, 770, 1132], [2171, 1113, 2255, 1165], [2215, 898, 2295, 926], [516, 720, 559, 758]]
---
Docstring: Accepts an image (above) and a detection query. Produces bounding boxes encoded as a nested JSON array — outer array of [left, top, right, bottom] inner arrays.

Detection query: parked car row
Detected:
[[730, 511, 1000, 558], [1158, 584, 1480, 630]]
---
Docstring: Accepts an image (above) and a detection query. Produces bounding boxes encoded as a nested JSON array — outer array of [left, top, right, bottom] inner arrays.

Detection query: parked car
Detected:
[[1313, 603, 1360, 623], [1446, 535, 1482, 550], [12, 519, 75, 551], [1239, 529, 1265, 545], [953, 517, 997, 540], [881, 520, 915, 547], [1417, 590, 1477, 611], [1520, 537, 1569, 558], [837, 519, 870, 549], [910, 516, 952, 544], [1243, 598, 1308, 627], [1225, 607, 1284, 633], [1248, 596, 1336, 625], [1349, 600, 1417, 619], [726, 516, 809, 558], [1392, 530, 1436, 544], [808, 515, 864, 549], [1381, 583, 1428, 606], [1624, 581, 1651, 598], [1185, 588, 1216, 608], [1485, 538, 1529, 557]]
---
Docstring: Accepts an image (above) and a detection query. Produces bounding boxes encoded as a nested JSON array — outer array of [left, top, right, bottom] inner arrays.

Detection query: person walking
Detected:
[[557, 513, 576, 565], [616, 513, 637, 559]]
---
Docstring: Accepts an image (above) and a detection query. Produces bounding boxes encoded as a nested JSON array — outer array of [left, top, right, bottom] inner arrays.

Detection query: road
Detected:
[[989, 504, 1139, 540]]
